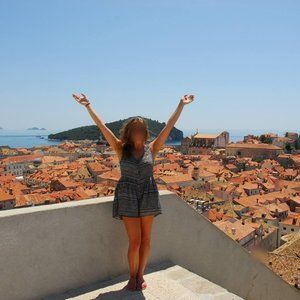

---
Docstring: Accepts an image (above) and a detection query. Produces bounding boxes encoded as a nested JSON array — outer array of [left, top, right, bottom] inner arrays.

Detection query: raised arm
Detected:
[[72, 93, 123, 159], [149, 94, 195, 159]]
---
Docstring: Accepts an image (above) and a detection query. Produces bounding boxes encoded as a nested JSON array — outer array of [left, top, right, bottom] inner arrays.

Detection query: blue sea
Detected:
[[0, 129, 298, 149], [0, 130, 62, 148]]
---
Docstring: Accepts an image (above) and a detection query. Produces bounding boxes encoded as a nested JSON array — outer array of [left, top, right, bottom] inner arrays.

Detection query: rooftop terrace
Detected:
[[0, 190, 299, 300], [46, 262, 244, 300]]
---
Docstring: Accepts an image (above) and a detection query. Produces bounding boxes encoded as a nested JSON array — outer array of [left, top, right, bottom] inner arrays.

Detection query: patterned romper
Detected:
[[112, 142, 162, 220]]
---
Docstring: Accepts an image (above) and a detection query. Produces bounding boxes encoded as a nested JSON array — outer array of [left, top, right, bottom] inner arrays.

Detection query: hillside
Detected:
[[48, 116, 183, 142]]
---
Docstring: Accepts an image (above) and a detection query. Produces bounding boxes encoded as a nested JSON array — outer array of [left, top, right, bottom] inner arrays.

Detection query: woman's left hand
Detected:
[[180, 94, 195, 105]]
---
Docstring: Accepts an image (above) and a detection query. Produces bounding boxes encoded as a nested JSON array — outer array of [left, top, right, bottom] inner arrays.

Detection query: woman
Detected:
[[72, 92, 194, 291]]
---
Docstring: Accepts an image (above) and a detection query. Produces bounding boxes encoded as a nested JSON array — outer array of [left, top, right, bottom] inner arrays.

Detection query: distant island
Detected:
[[0, 127, 2, 130], [27, 127, 47, 130], [48, 116, 183, 142]]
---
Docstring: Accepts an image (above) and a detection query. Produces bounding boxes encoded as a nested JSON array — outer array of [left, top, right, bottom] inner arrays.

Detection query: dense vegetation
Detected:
[[48, 116, 183, 142]]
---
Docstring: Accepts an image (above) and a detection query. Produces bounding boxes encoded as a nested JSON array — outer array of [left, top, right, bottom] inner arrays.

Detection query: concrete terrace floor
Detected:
[[44, 260, 244, 300]]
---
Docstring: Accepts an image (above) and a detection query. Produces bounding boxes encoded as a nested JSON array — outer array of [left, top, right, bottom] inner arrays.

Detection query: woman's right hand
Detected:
[[72, 93, 91, 107]]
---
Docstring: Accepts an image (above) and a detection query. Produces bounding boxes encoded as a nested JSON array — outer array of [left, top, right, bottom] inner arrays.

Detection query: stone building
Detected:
[[181, 131, 229, 154], [225, 143, 284, 159]]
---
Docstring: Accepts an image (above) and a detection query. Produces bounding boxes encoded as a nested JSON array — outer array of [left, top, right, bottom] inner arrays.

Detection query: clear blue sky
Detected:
[[0, 0, 299, 133]]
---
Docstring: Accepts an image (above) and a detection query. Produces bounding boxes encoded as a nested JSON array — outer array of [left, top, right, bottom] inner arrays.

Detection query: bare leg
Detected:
[[122, 216, 141, 291], [136, 215, 154, 290]]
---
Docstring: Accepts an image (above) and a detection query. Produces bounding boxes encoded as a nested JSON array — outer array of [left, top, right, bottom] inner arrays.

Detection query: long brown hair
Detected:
[[119, 116, 150, 159]]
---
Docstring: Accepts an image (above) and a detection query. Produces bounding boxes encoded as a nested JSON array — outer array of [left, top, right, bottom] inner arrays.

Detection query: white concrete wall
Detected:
[[0, 190, 299, 300], [163, 194, 299, 300], [0, 193, 170, 300]]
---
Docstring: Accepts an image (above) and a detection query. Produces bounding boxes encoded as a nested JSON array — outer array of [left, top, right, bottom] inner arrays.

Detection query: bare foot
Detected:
[[124, 276, 137, 291], [136, 275, 147, 290]]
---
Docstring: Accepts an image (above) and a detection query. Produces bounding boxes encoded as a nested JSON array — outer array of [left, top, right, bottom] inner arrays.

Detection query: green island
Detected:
[[48, 116, 183, 142]]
